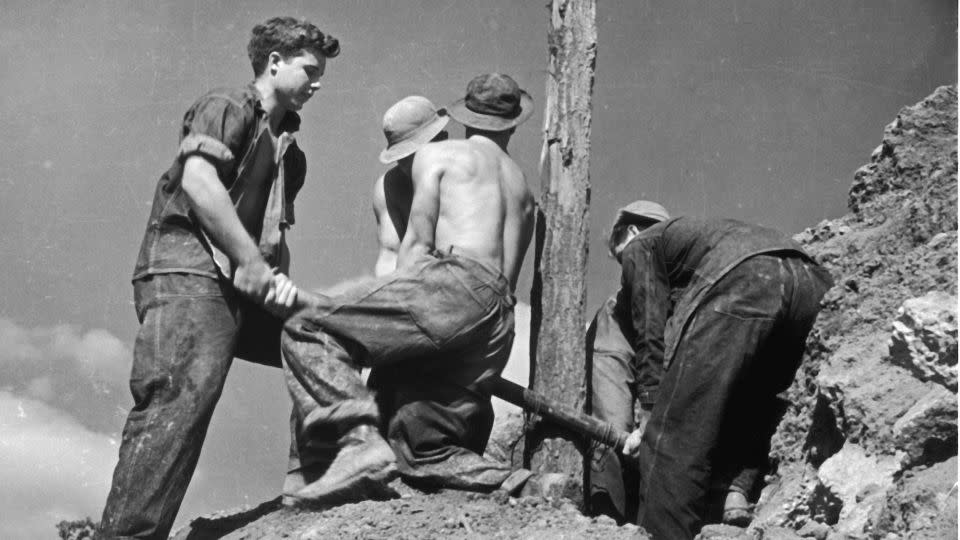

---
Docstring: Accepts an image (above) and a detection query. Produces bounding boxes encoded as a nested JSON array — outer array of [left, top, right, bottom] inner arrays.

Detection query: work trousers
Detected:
[[281, 250, 515, 493], [99, 274, 241, 540], [636, 254, 833, 540], [587, 343, 640, 523]]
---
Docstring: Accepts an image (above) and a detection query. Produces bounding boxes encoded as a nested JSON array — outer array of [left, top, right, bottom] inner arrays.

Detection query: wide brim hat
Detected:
[[379, 97, 450, 164], [447, 73, 534, 131]]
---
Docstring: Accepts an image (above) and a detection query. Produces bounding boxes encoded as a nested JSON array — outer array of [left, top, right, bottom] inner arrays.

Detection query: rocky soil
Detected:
[[173, 484, 642, 540], [753, 84, 958, 540], [174, 86, 957, 539]]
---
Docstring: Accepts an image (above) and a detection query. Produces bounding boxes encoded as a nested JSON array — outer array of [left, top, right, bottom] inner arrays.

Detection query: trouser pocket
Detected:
[[398, 261, 494, 348]]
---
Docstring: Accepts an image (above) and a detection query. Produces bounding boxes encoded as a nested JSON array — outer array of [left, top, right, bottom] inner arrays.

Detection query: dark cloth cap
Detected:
[[615, 200, 670, 225], [447, 73, 533, 131]]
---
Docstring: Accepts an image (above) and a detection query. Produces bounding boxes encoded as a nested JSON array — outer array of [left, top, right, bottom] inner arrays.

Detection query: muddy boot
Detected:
[[397, 450, 512, 492], [287, 424, 399, 507]]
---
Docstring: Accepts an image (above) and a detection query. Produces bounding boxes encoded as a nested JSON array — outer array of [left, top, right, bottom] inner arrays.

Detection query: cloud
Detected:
[[0, 319, 132, 537], [0, 318, 132, 434], [0, 318, 288, 537], [0, 391, 118, 539]]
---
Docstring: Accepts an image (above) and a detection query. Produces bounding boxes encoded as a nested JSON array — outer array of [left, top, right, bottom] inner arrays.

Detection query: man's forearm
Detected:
[[396, 213, 436, 268], [509, 204, 535, 287], [397, 166, 440, 269], [374, 249, 398, 277], [396, 240, 431, 269], [181, 157, 263, 267]]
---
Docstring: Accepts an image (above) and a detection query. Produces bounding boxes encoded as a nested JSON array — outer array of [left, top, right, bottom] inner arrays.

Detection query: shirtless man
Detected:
[[366, 75, 535, 491], [281, 76, 534, 504], [372, 76, 534, 290]]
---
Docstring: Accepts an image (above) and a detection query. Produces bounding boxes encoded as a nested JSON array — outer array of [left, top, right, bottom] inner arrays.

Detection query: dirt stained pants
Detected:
[[636, 254, 833, 540], [281, 250, 515, 493], [586, 296, 640, 523], [99, 274, 251, 540]]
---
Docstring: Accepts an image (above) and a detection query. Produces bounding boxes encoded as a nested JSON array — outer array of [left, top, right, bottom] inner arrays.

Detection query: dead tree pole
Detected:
[[526, 0, 597, 497]]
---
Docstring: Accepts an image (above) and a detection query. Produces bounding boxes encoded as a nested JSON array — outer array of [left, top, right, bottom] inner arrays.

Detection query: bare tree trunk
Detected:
[[525, 0, 597, 500]]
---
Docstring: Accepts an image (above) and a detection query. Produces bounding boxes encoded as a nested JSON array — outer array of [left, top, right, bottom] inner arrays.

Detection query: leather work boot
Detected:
[[287, 424, 399, 507]]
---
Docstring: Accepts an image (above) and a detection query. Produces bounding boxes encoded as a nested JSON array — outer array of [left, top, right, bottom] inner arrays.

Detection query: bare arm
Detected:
[[502, 172, 535, 291], [181, 156, 293, 311], [396, 160, 442, 269], [372, 174, 401, 276]]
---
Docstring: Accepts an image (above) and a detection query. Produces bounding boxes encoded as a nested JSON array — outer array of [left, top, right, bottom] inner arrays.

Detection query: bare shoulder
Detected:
[[415, 139, 478, 176], [500, 153, 525, 181], [498, 150, 527, 188], [426, 139, 475, 160]]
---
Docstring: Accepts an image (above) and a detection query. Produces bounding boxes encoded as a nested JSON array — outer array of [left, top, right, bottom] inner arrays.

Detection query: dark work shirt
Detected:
[[132, 84, 307, 281], [614, 217, 810, 379]]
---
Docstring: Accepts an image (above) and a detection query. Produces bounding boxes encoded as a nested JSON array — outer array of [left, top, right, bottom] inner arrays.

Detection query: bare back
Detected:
[[397, 135, 533, 288]]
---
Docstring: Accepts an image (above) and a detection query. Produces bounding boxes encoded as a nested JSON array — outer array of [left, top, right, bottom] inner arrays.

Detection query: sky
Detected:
[[0, 1, 955, 537]]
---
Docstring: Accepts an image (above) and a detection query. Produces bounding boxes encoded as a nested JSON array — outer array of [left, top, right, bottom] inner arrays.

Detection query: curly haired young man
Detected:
[[98, 17, 339, 539]]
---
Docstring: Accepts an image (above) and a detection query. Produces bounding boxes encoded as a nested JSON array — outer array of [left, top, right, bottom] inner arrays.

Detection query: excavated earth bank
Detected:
[[174, 86, 957, 540], [754, 85, 958, 540]]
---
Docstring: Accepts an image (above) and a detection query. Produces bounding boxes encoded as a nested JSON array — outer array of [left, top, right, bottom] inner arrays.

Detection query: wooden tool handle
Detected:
[[487, 376, 629, 451]]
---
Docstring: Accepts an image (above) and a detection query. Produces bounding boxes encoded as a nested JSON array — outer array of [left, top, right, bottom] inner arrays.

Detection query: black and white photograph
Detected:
[[0, 1, 956, 538]]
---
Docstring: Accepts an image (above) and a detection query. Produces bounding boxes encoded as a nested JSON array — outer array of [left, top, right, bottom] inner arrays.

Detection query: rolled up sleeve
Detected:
[[178, 133, 234, 167], [177, 95, 249, 179]]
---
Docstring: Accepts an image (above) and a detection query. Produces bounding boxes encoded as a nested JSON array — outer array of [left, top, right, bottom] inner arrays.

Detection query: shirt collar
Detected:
[[246, 83, 302, 134]]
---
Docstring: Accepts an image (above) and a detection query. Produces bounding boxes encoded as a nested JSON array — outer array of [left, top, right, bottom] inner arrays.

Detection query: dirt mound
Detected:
[[757, 85, 957, 538], [172, 483, 646, 540], [174, 86, 956, 539]]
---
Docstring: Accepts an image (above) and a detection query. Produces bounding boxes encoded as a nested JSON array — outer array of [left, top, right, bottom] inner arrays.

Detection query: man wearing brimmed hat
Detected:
[[447, 72, 534, 134], [366, 78, 535, 491], [444, 72, 535, 291], [370, 96, 450, 274], [280, 86, 534, 503], [604, 202, 833, 539], [586, 201, 670, 525]]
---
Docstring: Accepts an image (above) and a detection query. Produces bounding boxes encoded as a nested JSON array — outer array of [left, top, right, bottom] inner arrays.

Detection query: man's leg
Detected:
[[99, 275, 238, 539], [278, 259, 476, 503], [373, 306, 515, 491], [636, 256, 789, 540], [280, 261, 456, 449], [587, 347, 636, 523], [716, 255, 833, 523], [283, 254, 513, 498], [286, 253, 506, 365], [280, 265, 442, 498], [280, 325, 397, 504]]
